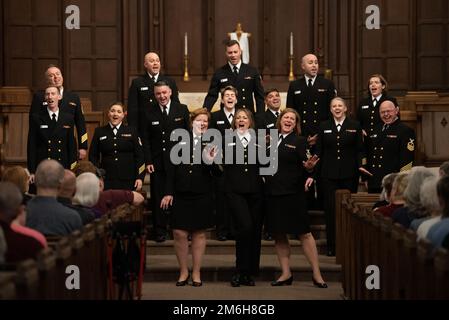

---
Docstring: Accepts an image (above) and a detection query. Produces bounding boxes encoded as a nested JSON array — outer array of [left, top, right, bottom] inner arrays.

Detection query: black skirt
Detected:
[[170, 192, 215, 231], [264, 192, 311, 235]]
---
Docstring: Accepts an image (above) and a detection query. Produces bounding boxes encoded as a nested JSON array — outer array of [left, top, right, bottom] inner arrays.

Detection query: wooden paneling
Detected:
[[416, 0, 449, 90]]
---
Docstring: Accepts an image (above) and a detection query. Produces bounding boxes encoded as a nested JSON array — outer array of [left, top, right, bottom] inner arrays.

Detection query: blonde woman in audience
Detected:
[[376, 172, 409, 217], [392, 167, 436, 228]]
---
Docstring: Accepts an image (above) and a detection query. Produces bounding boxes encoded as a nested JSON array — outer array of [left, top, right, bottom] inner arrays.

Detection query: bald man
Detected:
[[127, 52, 180, 134], [286, 53, 336, 144]]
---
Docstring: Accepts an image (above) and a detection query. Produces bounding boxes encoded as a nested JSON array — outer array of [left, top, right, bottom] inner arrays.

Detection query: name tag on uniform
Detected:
[[244, 76, 252, 80], [100, 136, 107, 141], [227, 142, 236, 147], [324, 130, 332, 134], [179, 142, 187, 145], [285, 144, 296, 149], [217, 120, 225, 125], [140, 87, 149, 91], [121, 134, 132, 137], [387, 135, 397, 138], [267, 123, 275, 128], [40, 125, 48, 129], [175, 117, 183, 122], [346, 129, 356, 133], [152, 121, 159, 125], [69, 102, 77, 106], [294, 90, 301, 95], [63, 125, 71, 129], [220, 78, 228, 83], [361, 105, 369, 109], [318, 89, 326, 92], [370, 134, 378, 138]]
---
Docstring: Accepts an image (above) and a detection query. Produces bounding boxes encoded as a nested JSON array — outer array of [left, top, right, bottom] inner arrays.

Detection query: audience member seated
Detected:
[[58, 170, 94, 225], [1, 166, 34, 205], [73, 161, 144, 217], [72, 172, 99, 221], [373, 172, 398, 210], [412, 176, 441, 236], [392, 167, 436, 228], [427, 175, 449, 248], [375, 172, 408, 217], [0, 182, 44, 262], [439, 161, 449, 177], [26, 160, 82, 236]]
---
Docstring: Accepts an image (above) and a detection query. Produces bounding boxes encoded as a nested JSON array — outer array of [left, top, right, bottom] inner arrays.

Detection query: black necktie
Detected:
[[241, 136, 248, 147], [277, 134, 284, 146], [112, 126, 117, 135], [275, 111, 279, 118], [51, 113, 57, 124], [233, 65, 239, 76], [151, 76, 156, 83], [308, 78, 313, 88], [382, 124, 389, 132], [336, 124, 341, 132], [372, 98, 377, 107], [162, 106, 168, 117]]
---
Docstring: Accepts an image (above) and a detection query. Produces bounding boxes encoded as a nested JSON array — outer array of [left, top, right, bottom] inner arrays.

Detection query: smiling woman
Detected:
[[88, 102, 146, 191]]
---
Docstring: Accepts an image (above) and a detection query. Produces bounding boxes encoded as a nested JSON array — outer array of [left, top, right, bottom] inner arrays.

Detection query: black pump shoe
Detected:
[[176, 275, 190, 286], [312, 278, 328, 288], [271, 276, 293, 286]]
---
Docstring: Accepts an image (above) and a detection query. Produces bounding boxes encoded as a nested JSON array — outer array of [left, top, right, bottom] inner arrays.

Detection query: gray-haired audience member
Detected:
[[375, 172, 408, 217], [26, 160, 82, 236], [58, 170, 94, 225], [439, 161, 449, 177], [414, 176, 441, 239], [0, 182, 44, 262], [427, 175, 449, 248], [73, 173, 100, 207], [391, 167, 436, 228]]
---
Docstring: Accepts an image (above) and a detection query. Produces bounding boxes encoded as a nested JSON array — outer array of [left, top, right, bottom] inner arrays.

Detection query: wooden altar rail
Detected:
[[335, 189, 449, 300]]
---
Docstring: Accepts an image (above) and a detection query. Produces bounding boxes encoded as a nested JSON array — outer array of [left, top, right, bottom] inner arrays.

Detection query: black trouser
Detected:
[[214, 175, 231, 236], [150, 170, 169, 236], [227, 192, 263, 277], [321, 176, 358, 253]]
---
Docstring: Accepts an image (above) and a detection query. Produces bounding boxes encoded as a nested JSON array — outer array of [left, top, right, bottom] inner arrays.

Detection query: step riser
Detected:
[[144, 269, 341, 283]]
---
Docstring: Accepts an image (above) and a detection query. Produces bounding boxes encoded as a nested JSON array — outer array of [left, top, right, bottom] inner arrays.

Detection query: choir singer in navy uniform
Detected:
[[366, 99, 416, 193], [315, 97, 370, 256], [141, 80, 190, 242], [89, 102, 146, 191], [27, 86, 77, 179], [264, 108, 327, 288], [160, 108, 221, 287], [203, 39, 265, 114]]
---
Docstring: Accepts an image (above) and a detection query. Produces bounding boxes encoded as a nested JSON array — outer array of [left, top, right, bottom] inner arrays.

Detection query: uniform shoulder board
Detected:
[[69, 102, 77, 106]]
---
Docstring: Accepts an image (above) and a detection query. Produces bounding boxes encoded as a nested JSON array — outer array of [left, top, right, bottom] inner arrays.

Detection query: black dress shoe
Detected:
[[192, 280, 202, 287], [155, 234, 167, 243], [271, 276, 293, 286], [176, 275, 190, 286], [231, 274, 241, 287], [312, 277, 328, 288], [240, 275, 255, 286], [217, 234, 227, 241]]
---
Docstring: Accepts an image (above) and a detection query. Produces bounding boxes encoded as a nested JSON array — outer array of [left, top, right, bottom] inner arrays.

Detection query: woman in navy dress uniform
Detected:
[[264, 108, 327, 288], [316, 97, 369, 256], [89, 102, 145, 191], [224, 108, 265, 287], [160, 108, 220, 287]]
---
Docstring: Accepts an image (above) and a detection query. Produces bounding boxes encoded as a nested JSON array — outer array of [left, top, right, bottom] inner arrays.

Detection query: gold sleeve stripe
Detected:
[[362, 158, 367, 165], [139, 164, 145, 175], [400, 162, 413, 172], [81, 133, 88, 143], [71, 162, 77, 170]]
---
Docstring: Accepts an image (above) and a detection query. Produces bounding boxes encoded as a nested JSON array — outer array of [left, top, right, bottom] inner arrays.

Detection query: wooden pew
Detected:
[[434, 248, 449, 300], [0, 272, 16, 299]]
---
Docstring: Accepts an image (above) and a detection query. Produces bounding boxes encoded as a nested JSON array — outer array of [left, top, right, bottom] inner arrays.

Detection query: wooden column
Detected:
[[206, 0, 215, 80]]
